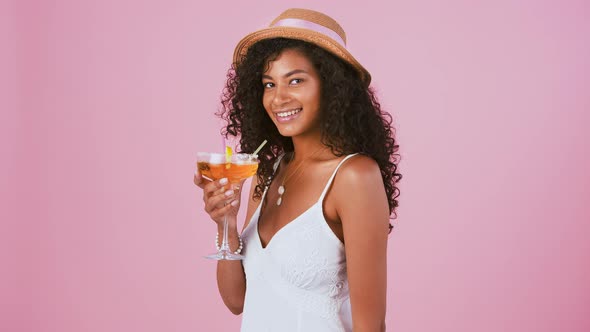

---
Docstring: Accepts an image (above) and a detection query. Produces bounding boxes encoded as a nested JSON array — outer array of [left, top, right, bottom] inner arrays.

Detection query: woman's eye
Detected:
[[263, 82, 274, 88], [290, 78, 303, 85]]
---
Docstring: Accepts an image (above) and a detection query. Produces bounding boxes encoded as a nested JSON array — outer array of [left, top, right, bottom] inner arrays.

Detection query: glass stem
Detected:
[[220, 211, 230, 251]]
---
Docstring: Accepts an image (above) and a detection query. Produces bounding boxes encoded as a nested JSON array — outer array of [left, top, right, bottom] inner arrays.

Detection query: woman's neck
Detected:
[[290, 134, 333, 162]]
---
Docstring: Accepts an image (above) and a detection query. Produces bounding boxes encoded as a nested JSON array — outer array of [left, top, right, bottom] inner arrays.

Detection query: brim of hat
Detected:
[[233, 27, 371, 86]]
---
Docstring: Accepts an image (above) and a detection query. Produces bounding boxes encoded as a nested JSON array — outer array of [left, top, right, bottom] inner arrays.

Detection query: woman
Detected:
[[194, 8, 401, 332]]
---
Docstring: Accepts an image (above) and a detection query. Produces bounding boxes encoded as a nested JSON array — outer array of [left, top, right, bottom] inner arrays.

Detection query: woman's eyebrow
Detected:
[[262, 69, 309, 80]]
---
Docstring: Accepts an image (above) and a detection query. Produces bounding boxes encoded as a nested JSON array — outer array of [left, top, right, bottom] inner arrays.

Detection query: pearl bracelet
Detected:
[[215, 232, 244, 254]]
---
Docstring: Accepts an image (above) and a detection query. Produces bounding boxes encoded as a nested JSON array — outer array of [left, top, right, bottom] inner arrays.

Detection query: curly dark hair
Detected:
[[218, 38, 402, 223]]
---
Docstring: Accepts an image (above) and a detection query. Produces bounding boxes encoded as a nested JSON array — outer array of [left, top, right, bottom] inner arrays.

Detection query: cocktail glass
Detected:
[[196, 152, 259, 260]]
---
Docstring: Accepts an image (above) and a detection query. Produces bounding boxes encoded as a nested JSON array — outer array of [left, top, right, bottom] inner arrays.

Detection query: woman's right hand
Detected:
[[193, 172, 243, 229]]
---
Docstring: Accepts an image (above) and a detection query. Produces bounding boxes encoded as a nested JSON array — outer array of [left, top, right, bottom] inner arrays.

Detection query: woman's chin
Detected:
[[278, 130, 295, 138], [275, 125, 298, 137]]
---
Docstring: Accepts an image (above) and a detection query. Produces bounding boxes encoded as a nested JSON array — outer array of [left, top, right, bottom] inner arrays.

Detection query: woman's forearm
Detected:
[[216, 221, 247, 315]]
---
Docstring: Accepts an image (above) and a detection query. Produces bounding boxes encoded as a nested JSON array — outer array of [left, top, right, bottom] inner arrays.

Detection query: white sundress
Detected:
[[240, 154, 358, 332]]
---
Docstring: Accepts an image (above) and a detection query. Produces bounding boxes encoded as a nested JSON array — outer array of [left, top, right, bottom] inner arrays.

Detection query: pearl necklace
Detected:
[[276, 148, 326, 206]]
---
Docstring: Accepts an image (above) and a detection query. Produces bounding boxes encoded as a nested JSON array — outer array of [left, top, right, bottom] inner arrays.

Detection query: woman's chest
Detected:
[[243, 211, 347, 292]]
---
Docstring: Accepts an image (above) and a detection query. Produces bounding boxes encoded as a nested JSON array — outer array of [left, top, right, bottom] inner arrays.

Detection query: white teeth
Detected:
[[277, 108, 302, 117]]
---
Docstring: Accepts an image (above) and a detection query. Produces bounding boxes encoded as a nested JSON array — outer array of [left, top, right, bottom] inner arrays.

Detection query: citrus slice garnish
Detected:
[[225, 146, 232, 169]]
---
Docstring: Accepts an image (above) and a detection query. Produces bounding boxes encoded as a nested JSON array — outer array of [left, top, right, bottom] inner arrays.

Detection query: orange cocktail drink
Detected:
[[197, 153, 258, 184]]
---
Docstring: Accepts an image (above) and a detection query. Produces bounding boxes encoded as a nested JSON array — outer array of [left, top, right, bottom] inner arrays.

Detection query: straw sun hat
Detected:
[[233, 8, 371, 86]]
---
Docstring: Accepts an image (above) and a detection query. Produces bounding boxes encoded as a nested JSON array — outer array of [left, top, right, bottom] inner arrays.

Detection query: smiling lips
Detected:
[[274, 108, 302, 122]]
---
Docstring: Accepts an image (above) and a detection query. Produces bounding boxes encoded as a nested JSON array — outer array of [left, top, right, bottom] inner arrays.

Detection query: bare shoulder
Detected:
[[333, 154, 383, 191], [331, 154, 388, 223]]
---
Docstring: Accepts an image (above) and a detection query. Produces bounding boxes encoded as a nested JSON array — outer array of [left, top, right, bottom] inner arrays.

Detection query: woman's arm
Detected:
[[333, 156, 389, 331], [216, 175, 262, 315], [194, 174, 260, 315]]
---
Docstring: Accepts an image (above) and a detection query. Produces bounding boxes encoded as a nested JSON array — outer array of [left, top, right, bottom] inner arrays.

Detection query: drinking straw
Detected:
[[253, 140, 268, 156]]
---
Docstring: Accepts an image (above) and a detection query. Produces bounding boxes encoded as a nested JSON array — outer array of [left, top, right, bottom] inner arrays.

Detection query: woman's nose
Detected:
[[271, 85, 291, 107]]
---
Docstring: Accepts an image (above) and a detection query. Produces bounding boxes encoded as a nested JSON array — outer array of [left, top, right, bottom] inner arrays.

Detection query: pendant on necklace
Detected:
[[277, 185, 285, 206]]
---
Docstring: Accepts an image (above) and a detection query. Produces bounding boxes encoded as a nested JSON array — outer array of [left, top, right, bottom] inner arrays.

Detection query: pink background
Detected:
[[3, 0, 589, 331]]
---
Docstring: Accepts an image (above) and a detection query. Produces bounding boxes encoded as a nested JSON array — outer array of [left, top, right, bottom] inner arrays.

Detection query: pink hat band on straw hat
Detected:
[[271, 18, 346, 47]]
